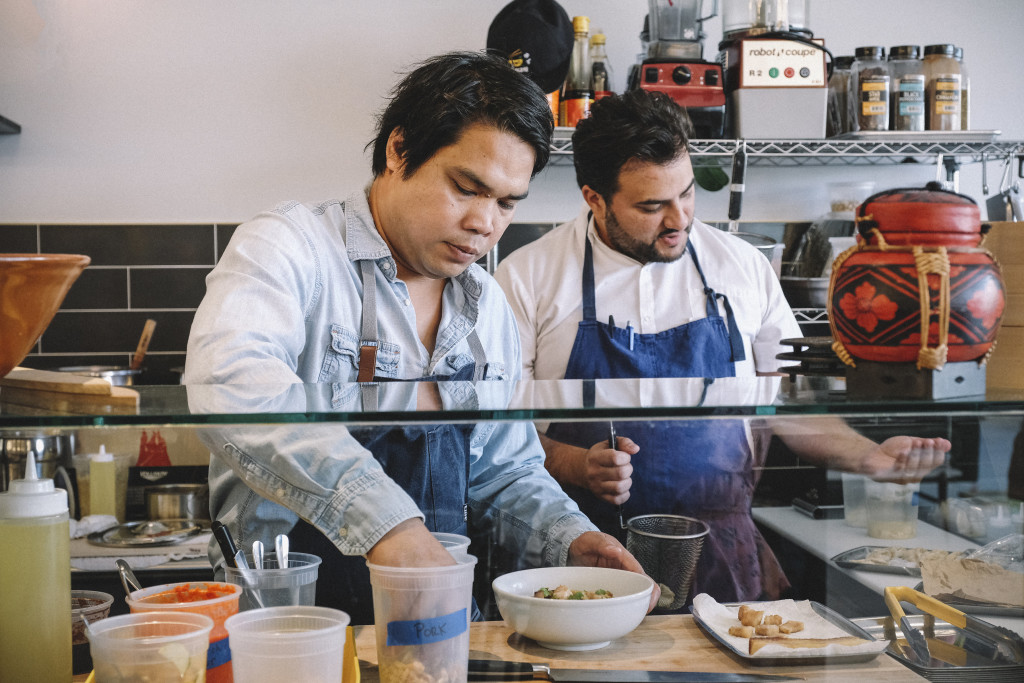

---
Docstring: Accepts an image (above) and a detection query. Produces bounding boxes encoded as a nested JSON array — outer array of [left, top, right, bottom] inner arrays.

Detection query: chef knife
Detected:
[[468, 660, 802, 682]]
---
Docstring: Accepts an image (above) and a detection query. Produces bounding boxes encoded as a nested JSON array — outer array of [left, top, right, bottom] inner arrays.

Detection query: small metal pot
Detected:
[[144, 483, 210, 521], [57, 365, 142, 386]]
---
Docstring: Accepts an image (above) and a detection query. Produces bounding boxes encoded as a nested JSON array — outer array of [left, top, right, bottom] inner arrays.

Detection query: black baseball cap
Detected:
[[487, 0, 574, 94]]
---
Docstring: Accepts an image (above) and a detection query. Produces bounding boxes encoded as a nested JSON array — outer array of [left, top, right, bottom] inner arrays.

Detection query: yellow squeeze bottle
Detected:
[[0, 451, 73, 681], [89, 445, 119, 520]]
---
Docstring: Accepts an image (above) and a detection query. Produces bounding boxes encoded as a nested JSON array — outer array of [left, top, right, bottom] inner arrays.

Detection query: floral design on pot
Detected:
[[828, 185, 1006, 369]]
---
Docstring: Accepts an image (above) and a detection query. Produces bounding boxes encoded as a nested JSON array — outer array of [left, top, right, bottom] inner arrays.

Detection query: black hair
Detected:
[[369, 51, 553, 178], [571, 90, 692, 198]]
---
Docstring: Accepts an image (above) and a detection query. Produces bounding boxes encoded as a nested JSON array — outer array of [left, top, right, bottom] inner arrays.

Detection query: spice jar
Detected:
[[826, 55, 855, 137], [853, 46, 890, 132], [955, 46, 970, 130], [888, 45, 925, 131], [924, 44, 961, 131]]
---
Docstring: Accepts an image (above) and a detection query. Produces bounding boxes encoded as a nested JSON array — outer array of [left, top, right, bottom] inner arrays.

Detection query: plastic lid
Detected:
[[854, 46, 885, 59], [0, 451, 69, 518], [572, 15, 589, 34], [90, 444, 113, 462], [833, 56, 856, 70], [888, 45, 921, 60], [924, 44, 956, 56], [590, 31, 606, 46]]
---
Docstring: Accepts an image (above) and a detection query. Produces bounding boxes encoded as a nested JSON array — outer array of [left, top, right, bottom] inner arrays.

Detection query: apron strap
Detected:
[[582, 233, 598, 322], [357, 260, 379, 383], [688, 241, 747, 363], [357, 258, 489, 385]]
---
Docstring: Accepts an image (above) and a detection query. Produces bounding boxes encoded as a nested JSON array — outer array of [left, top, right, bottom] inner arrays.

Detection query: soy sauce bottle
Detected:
[[560, 15, 593, 127]]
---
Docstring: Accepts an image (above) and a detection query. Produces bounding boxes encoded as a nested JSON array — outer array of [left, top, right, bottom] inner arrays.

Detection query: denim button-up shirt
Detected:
[[185, 190, 594, 566]]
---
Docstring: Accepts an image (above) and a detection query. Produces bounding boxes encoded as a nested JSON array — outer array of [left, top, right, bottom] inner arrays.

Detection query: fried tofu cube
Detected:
[[754, 624, 780, 636], [780, 620, 804, 634], [728, 625, 755, 638]]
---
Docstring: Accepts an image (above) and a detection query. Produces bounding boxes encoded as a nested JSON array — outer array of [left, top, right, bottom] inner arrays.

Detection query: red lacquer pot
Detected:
[[828, 185, 1006, 369]]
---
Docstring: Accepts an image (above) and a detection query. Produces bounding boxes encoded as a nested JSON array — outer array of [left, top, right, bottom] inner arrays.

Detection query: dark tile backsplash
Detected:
[[5, 222, 555, 385]]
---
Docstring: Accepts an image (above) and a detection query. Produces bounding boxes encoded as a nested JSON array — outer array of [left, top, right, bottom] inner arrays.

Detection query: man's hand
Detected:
[[568, 531, 661, 612], [581, 436, 638, 504], [364, 518, 456, 567], [858, 436, 951, 483]]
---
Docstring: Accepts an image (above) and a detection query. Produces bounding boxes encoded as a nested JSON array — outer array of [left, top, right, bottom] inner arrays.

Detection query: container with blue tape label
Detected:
[[386, 608, 466, 647]]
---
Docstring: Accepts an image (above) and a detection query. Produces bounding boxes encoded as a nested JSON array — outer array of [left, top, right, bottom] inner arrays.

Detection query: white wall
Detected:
[[1, 0, 1022, 225]]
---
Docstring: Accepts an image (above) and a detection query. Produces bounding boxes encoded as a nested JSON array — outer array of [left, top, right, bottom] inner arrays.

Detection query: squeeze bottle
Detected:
[[0, 450, 73, 681], [89, 444, 120, 520]]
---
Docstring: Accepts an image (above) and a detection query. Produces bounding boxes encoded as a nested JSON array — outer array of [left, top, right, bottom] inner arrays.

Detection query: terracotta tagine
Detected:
[[0, 254, 91, 378], [828, 184, 1005, 370]]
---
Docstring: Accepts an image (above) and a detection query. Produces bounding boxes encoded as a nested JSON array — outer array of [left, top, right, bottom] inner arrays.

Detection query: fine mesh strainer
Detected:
[[625, 514, 709, 611]]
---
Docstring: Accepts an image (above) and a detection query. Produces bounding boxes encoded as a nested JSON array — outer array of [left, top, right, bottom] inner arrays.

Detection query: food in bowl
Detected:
[[492, 566, 653, 651], [534, 585, 613, 600]]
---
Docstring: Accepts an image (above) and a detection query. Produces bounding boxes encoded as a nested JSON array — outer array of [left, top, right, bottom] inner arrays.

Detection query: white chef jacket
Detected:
[[494, 207, 802, 380]]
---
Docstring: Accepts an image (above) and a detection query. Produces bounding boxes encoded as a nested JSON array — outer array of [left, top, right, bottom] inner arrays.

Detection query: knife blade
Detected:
[[468, 660, 802, 682]]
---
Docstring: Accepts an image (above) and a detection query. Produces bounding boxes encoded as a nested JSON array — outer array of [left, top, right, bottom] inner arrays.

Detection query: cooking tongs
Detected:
[[884, 586, 1024, 665]]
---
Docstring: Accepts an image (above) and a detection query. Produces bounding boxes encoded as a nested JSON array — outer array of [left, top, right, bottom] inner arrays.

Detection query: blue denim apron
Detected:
[[289, 260, 484, 624], [546, 234, 772, 602]]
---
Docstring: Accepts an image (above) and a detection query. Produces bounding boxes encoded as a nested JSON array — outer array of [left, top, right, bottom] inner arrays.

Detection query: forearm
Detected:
[[538, 432, 587, 488], [771, 416, 877, 472]]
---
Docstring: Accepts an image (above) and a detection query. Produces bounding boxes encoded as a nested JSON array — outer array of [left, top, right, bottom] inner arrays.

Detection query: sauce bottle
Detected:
[[888, 45, 925, 131], [853, 46, 890, 132], [0, 451, 73, 682], [924, 44, 961, 130], [826, 55, 855, 136], [590, 29, 613, 101], [559, 15, 593, 127], [89, 444, 121, 521]]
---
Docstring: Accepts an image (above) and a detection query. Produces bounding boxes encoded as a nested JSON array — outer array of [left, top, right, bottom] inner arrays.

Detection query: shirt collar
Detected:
[[344, 186, 484, 301]]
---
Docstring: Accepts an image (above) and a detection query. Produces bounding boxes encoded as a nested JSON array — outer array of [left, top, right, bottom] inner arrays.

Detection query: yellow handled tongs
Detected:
[[884, 586, 1024, 665]]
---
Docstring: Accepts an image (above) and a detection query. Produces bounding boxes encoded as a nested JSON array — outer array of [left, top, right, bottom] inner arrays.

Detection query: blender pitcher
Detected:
[[647, 0, 719, 60]]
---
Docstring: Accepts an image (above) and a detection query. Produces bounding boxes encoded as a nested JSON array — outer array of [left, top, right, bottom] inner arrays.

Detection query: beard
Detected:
[[603, 207, 691, 264]]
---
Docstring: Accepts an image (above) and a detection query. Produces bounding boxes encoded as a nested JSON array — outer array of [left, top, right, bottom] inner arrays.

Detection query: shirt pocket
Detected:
[[318, 324, 401, 382]]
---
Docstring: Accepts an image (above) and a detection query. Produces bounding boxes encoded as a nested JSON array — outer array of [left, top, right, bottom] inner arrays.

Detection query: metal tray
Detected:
[[831, 545, 931, 576], [912, 582, 1024, 618], [691, 600, 884, 666], [87, 519, 206, 548], [852, 614, 1024, 682], [832, 130, 1001, 143]]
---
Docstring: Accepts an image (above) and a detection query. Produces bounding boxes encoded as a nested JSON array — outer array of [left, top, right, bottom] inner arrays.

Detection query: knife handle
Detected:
[[468, 659, 544, 681]]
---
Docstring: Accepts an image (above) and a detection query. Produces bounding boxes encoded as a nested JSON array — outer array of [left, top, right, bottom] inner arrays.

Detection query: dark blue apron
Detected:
[[546, 232, 769, 603], [289, 260, 484, 624]]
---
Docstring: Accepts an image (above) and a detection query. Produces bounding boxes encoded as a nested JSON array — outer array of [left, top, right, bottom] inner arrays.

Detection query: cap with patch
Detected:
[[487, 0, 574, 94]]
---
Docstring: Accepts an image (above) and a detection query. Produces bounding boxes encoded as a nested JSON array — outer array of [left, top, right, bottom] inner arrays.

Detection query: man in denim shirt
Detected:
[[185, 52, 655, 622]]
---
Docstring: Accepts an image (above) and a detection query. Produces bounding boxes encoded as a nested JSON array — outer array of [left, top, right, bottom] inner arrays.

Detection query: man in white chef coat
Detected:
[[495, 89, 950, 602]]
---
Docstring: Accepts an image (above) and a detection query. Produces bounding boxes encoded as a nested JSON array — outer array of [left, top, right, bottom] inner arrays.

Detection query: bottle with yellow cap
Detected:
[[590, 29, 613, 101], [559, 15, 593, 127]]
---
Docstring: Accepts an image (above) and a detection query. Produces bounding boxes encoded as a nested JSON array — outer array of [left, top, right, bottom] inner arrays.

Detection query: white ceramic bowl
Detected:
[[492, 566, 654, 650]]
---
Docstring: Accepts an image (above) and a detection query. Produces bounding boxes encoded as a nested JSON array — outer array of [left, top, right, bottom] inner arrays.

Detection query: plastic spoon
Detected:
[[252, 540, 265, 571]]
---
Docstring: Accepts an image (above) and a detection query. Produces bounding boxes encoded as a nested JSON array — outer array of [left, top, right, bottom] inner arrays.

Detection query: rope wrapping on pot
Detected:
[[914, 246, 950, 370]]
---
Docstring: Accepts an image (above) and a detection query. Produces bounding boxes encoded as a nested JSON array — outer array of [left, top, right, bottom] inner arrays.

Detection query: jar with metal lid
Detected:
[[888, 45, 924, 131], [924, 44, 961, 130], [853, 46, 890, 131], [827, 55, 855, 136], [955, 46, 970, 130]]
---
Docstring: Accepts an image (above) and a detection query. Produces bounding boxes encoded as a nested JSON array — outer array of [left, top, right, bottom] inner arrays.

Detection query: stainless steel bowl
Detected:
[[57, 365, 142, 386], [144, 483, 210, 521], [781, 276, 830, 309]]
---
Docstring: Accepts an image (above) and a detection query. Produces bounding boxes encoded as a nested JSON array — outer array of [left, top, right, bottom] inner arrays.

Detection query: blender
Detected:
[[717, 0, 830, 138], [636, 0, 726, 139]]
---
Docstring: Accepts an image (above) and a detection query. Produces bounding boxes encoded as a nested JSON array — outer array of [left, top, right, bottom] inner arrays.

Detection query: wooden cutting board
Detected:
[[0, 367, 114, 394], [0, 367, 138, 414]]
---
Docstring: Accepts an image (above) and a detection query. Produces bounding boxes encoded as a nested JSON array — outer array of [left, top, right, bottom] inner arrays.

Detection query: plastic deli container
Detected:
[[127, 581, 241, 683], [87, 611, 213, 683], [225, 605, 350, 683]]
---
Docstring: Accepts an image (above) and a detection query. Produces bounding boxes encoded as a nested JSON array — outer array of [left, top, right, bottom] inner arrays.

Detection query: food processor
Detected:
[[717, 0, 831, 138], [635, 0, 725, 139]]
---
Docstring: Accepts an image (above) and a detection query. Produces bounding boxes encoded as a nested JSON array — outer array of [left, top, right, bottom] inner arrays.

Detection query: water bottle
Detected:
[[0, 450, 73, 681]]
